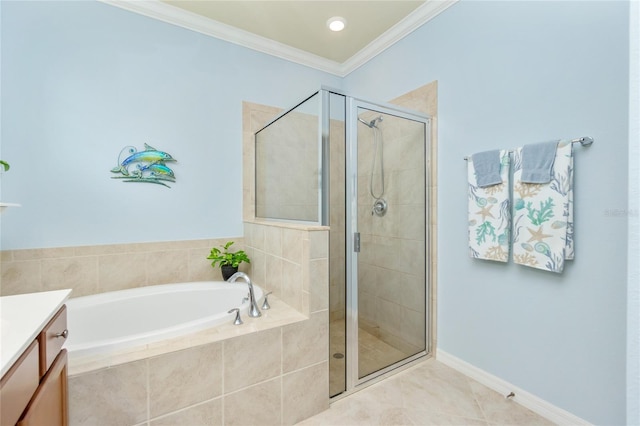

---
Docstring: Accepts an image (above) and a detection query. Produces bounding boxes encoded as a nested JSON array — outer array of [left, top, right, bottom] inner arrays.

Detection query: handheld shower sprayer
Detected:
[[358, 114, 388, 217]]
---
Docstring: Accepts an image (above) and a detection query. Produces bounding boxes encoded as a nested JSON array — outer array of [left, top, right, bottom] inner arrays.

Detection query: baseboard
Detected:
[[436, 350, 590, 426]]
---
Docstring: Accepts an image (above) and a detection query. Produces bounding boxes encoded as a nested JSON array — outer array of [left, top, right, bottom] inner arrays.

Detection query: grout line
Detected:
[[145, 358, 151, 424], [221, 340, 225, 425], [280, 327, 284, 426], [146, 397, 222, 424]]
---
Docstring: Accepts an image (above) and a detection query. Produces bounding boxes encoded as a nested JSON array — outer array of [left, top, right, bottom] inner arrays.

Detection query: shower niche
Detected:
[[255, 88, 431, 398]]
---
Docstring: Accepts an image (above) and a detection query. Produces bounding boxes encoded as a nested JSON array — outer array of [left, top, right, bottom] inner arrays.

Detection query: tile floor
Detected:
[[299, 358, 555, 426], [330, 320, 413, 396]]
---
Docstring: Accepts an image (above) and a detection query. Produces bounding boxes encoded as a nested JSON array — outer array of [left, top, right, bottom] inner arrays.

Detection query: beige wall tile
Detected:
[[265, 254, 283, 296], [148, 343, 223, 417], [282, 228, 303, 264], [309, 259, 328, 313], [146, 250, 189, 285], [224, 378, 281, 426], [282, 362, 329, 425], [0, 251, 13, 262], [376, 298, 402, 338], [68, 360, 147, 426], [302, 290, 310, 315], [77, 243, 131, 256], [41, 256, 98, 296], [223, 327, 281, 393], [264, 225, 282, 257], [149, 398, 222, 426], [29, 247, 77, 260], [0, 260, 41, 295], [247, 222, 265, 251], [309, 230, 328, 259], [283, 310, 328, 373], [9, 248, 46, 261], [248, 248, 266, 288], [188, 247, 219, 282], [98, 252, 147, 293], [1, 239, 248, 297], [281, 260, 303, 312]]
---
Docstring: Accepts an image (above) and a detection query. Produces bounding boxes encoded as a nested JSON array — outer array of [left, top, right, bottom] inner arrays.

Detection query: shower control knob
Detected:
[[372, 199, 388, 216]]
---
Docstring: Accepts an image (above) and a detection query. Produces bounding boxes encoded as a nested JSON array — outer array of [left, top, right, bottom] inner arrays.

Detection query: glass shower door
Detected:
[[351, 103, 428, 382]]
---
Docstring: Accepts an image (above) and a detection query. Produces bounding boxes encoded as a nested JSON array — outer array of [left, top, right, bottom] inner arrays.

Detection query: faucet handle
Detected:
[[227, 308, 243, 325], [261, 292, 273, 310]]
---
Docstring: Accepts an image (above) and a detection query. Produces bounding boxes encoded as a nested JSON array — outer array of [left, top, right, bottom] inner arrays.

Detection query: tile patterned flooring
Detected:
[[300, 358, 555, 426], [330, 320, 412, 396]]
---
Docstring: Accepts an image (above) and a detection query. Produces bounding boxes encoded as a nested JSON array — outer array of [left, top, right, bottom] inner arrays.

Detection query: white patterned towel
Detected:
[[468, 150, 511, 262], [512, 141, 574, 272]]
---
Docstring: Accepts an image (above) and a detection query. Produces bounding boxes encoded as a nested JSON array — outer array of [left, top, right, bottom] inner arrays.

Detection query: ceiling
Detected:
[[102, 0, 457, 76], [162, 1, 425, 63]]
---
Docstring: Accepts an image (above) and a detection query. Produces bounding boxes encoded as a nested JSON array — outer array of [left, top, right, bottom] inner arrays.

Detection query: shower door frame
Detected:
[[343, 96, 432, 393]]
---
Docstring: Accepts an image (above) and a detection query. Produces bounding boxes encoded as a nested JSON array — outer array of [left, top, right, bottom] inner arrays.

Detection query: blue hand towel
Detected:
[[521, 141, 559, 183], [471, 150, 502, 187]]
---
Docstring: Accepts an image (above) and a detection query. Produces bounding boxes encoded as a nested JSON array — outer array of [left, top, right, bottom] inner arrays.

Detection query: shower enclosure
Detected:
[[255, 88, 430, 397]]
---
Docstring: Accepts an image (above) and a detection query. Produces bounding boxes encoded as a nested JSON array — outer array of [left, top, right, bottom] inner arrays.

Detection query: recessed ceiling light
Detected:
[[327, 16, 346, 32]]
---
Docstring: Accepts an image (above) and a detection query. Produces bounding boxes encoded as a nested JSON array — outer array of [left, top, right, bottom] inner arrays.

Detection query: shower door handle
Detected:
[[354, 232, 361, 253]]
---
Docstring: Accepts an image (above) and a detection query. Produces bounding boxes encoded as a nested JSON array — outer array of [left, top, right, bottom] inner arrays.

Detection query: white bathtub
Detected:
[[64, 281, 263, 358]]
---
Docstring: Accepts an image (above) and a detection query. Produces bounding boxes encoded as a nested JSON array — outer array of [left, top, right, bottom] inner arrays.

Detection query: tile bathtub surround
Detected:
[[0, 238, 245, 297], [68, 309, 329, 426], [63, 221, 331, 425], [243, 220, 329, 316]]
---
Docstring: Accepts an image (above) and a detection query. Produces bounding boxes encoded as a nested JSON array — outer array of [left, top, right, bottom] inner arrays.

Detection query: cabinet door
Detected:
[[17, 350, 68, 426], [0, 340, 39, 426]]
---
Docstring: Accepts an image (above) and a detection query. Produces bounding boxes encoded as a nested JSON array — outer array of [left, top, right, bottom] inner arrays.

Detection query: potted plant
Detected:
[[0, 160, 9, 172], [207, 241, 251, 280]]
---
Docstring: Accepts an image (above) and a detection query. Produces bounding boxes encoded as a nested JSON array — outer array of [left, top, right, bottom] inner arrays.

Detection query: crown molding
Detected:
[[99, 0, 458, 77], [339, 0, 458, 76]]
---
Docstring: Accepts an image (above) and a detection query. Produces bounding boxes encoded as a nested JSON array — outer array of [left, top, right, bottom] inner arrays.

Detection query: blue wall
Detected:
[[0, 0, 340, 249], [344, 1, 629, 424]]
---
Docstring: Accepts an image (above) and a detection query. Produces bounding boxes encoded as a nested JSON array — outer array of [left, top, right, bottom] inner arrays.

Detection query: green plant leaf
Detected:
[[206, 241, 250, 269]]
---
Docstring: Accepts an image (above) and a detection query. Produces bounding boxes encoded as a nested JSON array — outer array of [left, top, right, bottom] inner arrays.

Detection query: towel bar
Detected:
[[464, 136, 594, 160]]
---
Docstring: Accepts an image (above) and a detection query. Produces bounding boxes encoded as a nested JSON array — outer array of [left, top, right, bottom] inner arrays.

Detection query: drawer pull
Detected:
[[55, 329, 68, 339]]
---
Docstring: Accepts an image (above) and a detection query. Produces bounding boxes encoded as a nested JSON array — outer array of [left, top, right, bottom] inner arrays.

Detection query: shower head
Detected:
[[358, 116, 383, 128]]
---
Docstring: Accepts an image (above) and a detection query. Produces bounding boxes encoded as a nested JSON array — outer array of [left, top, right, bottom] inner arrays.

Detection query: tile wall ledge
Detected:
[[68, 296, 307, 376], [0, 238, 232, 260], [245, 218, 330, 231]]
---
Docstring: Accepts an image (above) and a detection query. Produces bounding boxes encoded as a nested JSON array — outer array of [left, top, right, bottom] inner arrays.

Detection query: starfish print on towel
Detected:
[[476, 204, 495, 221], [527, 226, 553, 243]]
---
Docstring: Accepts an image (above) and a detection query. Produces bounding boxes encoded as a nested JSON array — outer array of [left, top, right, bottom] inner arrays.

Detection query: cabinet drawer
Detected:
[[38, 305, 67, 378], [0, 339, 39, 426]]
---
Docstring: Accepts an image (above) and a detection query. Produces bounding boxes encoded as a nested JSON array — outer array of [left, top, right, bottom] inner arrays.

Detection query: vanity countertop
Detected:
[[0, 289, 71, 377]]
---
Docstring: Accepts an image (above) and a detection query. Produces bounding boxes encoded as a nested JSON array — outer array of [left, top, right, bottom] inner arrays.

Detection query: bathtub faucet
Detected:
[[228, 272, 261, 318]]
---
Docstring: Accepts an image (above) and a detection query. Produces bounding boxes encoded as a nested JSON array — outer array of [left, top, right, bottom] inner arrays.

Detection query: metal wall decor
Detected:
[[111, 143, 177, 188]]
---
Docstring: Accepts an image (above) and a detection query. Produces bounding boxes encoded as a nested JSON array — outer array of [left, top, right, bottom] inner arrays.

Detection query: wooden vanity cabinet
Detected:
[[0, 341, 40, 426], [0, 305, 68, 426], [17, 350, 68, 426]]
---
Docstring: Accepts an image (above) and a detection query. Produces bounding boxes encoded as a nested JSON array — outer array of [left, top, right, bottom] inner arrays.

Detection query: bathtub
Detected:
[[64, 281, 263, 358]]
